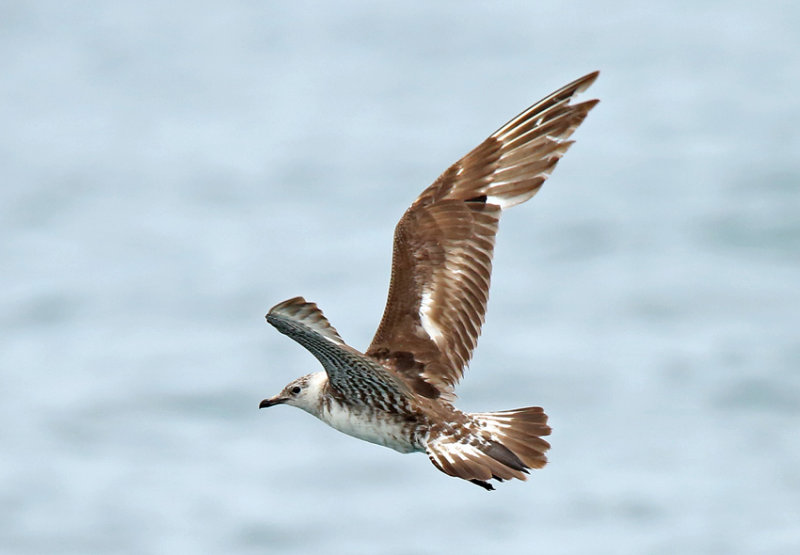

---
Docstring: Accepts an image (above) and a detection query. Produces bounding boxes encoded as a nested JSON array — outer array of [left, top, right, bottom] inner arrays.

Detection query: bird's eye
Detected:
[[290, 386, 302, 395]]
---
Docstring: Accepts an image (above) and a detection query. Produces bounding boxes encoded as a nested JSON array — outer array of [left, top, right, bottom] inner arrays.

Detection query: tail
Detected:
[[426, 407, 551, 491]]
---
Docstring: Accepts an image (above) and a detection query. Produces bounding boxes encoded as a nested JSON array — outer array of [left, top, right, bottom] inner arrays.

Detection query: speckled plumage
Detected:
[[260, 72, 598, 490]]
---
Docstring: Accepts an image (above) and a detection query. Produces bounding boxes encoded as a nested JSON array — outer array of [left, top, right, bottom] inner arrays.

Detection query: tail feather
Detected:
[[472, 407, 552, 469], [426, 406, 551, 490]]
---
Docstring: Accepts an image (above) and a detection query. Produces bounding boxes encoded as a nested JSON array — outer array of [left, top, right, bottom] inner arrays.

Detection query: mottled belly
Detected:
[[321, 404, 422, 454]]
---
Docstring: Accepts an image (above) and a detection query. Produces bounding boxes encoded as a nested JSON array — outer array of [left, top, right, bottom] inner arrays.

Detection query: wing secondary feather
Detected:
[[367, 72, 599, 399], [268, 297, 412, 411]]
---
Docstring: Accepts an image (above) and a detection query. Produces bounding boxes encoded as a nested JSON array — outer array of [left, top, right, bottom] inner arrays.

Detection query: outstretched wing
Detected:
[[366, 71, 599, 400], [267, 297, 412, 412]]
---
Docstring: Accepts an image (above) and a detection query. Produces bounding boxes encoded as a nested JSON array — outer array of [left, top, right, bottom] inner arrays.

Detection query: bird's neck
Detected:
[[301, 371, 330, 418]]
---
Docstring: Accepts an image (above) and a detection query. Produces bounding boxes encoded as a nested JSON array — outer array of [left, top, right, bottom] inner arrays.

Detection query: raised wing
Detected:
[[366, 71, 599, 400], [267, 297, 412, 411]]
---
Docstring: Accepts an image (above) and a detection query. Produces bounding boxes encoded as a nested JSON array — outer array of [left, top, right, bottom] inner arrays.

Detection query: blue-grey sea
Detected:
[[2, 2, 799, 554]]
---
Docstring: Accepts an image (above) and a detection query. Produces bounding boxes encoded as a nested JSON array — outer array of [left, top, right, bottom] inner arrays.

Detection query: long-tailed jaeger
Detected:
[[260, 72, 598, 490]]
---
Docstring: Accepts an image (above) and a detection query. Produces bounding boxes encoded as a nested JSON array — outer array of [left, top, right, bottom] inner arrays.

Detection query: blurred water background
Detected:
[[2, 1, 799, 554]]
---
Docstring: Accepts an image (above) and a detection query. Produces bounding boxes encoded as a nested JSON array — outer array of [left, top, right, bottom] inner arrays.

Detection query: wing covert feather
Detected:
[[367, 72, 600, 399]]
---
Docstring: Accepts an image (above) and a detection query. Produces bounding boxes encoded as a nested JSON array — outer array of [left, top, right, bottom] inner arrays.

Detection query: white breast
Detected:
[[320, 402, 419, 454]]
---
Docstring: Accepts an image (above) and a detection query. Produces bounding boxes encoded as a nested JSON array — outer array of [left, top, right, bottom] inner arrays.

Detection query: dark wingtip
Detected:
[[578, 70, 600, 89], [469, 479, 495, 491]]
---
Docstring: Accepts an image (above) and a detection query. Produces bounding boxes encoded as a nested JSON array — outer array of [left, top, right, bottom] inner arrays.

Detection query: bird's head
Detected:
[[259, 371, 327, 416]]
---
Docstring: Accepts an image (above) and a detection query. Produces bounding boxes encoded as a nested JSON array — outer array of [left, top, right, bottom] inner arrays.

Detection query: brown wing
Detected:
[[366, 71, 600, 400]]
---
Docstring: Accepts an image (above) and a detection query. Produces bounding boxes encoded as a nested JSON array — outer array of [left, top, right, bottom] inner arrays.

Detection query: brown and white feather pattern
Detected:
[[425, 406, 552, 490], [262, 72, 599, 491], [267, 297, 412, 413], [368, 72, 599, 399]]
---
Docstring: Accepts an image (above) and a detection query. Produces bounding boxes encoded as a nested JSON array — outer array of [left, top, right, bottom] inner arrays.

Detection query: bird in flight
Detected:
[[260, 72, 599, 490]]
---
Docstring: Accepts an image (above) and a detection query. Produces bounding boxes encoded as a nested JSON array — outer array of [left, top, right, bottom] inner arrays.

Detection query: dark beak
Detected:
[[259, 396, 284, 409]]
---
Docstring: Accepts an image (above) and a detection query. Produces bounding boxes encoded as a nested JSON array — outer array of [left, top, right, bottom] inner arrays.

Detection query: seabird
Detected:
[[260, 72, 599, 490]]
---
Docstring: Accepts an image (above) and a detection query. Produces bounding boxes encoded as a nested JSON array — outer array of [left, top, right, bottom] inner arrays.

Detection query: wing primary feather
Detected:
[[367, 72, 599, 398]]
